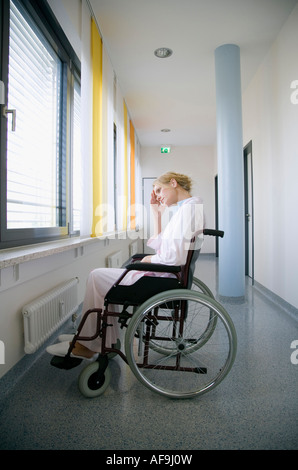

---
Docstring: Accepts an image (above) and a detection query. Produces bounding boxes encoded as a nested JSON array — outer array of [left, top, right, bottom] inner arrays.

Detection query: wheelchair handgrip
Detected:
[[125, 262, 181, 273], [203, 229, 224, 238]]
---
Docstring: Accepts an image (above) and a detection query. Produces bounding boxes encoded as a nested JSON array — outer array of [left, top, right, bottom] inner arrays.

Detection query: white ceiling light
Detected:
[[154, 47, 173, 58]]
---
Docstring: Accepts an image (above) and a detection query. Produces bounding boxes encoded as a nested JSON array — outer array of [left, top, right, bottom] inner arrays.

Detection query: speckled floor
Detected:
[[0, 255, 297, 450]]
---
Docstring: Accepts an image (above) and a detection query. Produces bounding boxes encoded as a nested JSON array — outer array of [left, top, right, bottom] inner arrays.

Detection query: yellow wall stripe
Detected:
[[130, 120, 136, 229], [91, 18, 103, 237], [123, 100, 128, 230]]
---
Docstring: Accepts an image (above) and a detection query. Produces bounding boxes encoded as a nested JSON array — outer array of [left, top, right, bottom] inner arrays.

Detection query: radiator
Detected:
[[107, 250, 122, 268], [22, 278, 79, 354]]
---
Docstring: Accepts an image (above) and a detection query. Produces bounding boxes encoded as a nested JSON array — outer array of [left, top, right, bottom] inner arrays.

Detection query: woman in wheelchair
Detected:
[[47, 171, 204, 360]]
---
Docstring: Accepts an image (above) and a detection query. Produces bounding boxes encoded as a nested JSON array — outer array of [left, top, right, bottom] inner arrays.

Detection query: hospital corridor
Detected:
[[0, 0, 298, 452]]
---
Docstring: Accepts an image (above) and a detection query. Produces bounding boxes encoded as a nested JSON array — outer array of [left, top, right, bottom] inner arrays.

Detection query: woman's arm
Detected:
[[150, 190, 165, 237], [150, 199, 204, 266], [141, 191, 166, 263]]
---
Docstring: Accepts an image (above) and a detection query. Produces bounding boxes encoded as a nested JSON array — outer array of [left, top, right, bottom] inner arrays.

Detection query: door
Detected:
[[215, 175, 219, 257], [244, 141, 254, 282]]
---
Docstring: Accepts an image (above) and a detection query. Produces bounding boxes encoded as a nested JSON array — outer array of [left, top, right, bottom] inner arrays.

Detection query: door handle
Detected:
[[3, 105, 16, 131]]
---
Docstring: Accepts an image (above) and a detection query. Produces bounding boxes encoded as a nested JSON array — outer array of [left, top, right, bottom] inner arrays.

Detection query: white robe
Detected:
[[78, 196, 204, 351]]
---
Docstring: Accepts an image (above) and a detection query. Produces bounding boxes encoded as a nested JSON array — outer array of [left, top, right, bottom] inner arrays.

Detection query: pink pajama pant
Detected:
[[77, 267, 175, 352]]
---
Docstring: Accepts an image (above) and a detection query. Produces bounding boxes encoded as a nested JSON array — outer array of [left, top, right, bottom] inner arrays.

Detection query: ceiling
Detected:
[[89, 0, 298, 148]]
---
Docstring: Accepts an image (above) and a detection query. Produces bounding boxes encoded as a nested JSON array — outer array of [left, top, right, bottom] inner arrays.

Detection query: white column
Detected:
[[215, 44, 245, 299]]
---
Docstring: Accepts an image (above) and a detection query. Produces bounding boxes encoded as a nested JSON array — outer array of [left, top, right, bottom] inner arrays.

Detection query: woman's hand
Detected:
[[150, 190, 165, 214], [150, 190, 159, 205], [150, 189, 165, 236], [141, 255, 152, 263]]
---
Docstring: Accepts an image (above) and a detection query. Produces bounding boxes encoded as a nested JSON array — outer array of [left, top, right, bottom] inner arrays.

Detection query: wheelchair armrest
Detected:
[[131, 253, 147, 259], [125, 262, 181, 273], [122, 254, 147, 268]]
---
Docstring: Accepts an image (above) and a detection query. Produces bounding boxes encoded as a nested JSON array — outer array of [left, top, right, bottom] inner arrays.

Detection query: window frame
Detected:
[[0, 0, 81, 249]]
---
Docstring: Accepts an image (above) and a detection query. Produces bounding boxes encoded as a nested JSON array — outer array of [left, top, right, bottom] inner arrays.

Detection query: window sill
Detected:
[[0, 230, 136, 269]]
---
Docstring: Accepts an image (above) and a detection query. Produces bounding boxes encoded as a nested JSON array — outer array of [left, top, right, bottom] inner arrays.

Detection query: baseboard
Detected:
[[253, 280, 298, 321]]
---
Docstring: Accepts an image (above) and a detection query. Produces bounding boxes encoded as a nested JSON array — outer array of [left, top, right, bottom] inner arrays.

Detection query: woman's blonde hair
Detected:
[[154, 172, 192, 194]]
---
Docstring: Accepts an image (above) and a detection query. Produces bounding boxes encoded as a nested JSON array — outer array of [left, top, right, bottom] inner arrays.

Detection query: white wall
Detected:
[[242, 3, 298, 308], [140, 145, 217, 253]]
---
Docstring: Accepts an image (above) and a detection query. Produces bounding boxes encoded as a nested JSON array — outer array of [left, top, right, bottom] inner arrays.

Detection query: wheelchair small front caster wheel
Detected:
[[78, 362, 111, 398]]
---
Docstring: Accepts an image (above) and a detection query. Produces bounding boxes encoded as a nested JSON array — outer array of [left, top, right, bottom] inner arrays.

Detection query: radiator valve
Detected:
[[72, 313, 78, 323]]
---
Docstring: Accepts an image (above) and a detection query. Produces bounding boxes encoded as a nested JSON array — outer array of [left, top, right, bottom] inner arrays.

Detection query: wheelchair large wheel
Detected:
[[148, 277, 217, 356], [191, 276, 214, 298], [125, 289, 237, 399]]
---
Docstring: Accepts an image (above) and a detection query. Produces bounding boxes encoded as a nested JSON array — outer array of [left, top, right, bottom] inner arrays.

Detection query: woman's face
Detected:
[[154, 181, 177, 207]]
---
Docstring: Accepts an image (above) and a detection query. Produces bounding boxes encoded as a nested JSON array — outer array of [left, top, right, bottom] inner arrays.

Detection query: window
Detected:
[[113, 122, 118, 230], [0, 0, 81, 248], [72, 74, 81, 234]]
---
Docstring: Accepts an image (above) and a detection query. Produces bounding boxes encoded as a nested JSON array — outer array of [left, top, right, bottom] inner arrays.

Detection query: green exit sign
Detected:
[[161, 146, 171, 153]]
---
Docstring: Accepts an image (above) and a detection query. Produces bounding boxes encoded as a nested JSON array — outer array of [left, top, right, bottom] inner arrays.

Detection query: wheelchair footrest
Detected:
[[50, 355, 83, 370]]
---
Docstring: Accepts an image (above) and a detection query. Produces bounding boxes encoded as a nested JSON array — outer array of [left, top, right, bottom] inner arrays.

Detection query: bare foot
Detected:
[[71, 342, 96, 359]]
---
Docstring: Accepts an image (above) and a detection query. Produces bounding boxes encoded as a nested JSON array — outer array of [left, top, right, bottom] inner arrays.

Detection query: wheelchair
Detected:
[[50, 229, 237, 399]]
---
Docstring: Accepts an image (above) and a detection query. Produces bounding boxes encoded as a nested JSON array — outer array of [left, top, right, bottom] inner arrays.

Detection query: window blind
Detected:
[[6, 1, 63, 229], [72, 77, 81, 233]]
